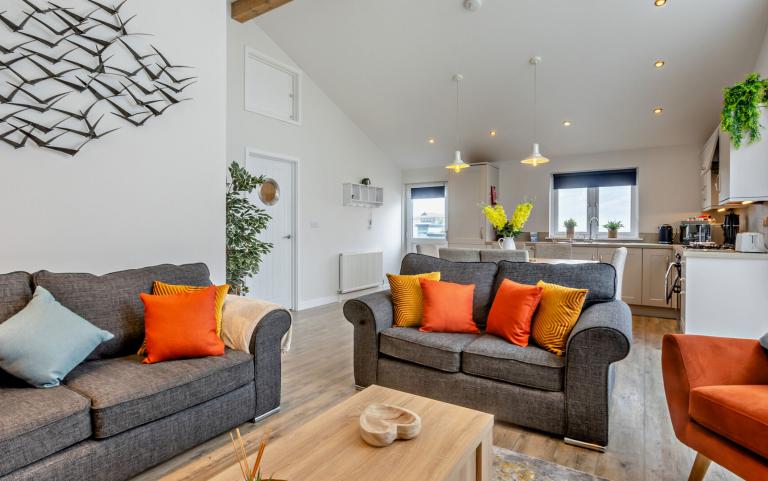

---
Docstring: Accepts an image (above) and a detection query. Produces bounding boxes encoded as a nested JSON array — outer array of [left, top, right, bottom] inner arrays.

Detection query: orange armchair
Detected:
[[662, 334, 768, 481]]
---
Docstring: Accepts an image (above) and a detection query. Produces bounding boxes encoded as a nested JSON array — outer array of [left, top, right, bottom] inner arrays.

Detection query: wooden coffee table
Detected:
[[212, 385, 494, 481]]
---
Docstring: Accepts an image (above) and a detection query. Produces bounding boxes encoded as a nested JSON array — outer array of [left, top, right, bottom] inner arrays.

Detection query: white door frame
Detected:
[[245, 147, 300, 310]]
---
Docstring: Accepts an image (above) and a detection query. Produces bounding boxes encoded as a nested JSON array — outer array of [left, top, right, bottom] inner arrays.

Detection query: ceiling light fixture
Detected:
[[717, 208, 726, 213], [562, 120, 572, 127], [445, 74, 470, 173], [654, 60, 665, 68], [742, 200, 754, 205], [653, 107, 664, 115], [654, 0, 667, 6], [489, 130, 497, 137], [521, 56, 550, 167], [428, 138, 436, 144]]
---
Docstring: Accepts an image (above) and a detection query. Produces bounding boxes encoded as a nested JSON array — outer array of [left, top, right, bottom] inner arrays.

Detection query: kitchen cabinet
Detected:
[[447, 163, 499, 246], [716, 118, 768, 204], [571, 246, 597, 261], [598, 247, 642, 304], [642, 248, 673, 307]]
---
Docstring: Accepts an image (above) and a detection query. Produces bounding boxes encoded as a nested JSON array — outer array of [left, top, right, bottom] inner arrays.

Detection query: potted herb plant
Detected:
[[721, 72, 768, 148], [563, 218, 577, 239], [603, 220, 624, 239], [482, 200, 534, 250]]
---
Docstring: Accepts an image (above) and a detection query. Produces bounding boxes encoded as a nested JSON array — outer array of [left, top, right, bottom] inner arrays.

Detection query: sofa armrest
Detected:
[[661, 334, 768, 438], [343, 290, 394, 387], [564, 300, 632, 446]]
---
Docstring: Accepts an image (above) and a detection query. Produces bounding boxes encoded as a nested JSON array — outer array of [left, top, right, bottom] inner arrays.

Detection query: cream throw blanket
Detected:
[[221, 295, 292, 354]]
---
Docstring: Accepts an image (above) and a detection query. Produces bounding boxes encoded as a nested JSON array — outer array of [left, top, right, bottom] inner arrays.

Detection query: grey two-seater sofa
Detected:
[[0, 263, 291, 481], [344, 254, 632, 450]]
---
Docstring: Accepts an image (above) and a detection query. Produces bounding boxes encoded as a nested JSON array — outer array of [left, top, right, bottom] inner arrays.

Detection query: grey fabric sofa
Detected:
[[344, 253, 632, 449], [0, 263, 291, 481]]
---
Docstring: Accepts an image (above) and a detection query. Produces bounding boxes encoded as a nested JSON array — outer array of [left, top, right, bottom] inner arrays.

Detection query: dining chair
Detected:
[[534, 243, 573, 260]]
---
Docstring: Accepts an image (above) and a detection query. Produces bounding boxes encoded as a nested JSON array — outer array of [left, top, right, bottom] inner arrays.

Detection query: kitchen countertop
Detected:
[[682, 249, 768, 260], [523, 241, 676, 249]]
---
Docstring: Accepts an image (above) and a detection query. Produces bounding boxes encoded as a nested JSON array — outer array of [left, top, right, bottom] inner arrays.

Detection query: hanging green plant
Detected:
[[226, 162, 273, 295], [721, 72, 768, 149]]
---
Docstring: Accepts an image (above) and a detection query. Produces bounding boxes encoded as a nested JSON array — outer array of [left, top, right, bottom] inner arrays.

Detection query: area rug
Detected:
[[494, 446, 611, 481]]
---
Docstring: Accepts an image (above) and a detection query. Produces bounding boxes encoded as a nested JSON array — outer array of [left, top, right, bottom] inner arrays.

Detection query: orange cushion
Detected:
[[486, 279, 544, 347], [690, 384, 768, 459], [387, 272, 441, 327], [418, 278, 478, 334], [531, 281, 587, 356], [137, 281, 229, 355], [140, 286, 225, 364]]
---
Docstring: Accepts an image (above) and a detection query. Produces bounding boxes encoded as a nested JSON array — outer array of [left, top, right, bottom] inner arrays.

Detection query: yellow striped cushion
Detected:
[[137, 281, 229, 356], [531, 281, 588, 356], [387, 272, 441, 327]]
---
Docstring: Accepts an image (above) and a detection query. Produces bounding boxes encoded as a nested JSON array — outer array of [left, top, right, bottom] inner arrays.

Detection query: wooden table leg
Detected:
[[475, 425, 493, 481]]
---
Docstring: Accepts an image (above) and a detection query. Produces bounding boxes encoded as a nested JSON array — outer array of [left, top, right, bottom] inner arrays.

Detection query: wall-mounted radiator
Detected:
[[339, 251, 384, 294]]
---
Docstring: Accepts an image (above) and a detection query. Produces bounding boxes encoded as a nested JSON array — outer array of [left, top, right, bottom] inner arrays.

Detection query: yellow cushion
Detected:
[[137, 281, 229, 356], [531, 281, 587, 356], [387, 272, 441, 327]]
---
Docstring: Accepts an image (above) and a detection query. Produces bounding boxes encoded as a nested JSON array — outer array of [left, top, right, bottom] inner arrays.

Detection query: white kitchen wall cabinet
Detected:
[[717, 114, 768, 204], [447, 163, 499, 245]]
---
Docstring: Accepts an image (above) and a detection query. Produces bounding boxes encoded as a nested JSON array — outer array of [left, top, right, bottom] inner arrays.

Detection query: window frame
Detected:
[[549, 171, 640, 239], [405, 182, 448, 250]]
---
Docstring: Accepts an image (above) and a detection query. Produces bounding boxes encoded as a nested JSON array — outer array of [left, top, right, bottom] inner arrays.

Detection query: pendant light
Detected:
[[521, 56, 550, 166], [446, 74, 470, 173]]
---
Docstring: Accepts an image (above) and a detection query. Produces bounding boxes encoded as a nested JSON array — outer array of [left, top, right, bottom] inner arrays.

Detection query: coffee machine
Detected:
[[679, 220, 713, 245], [722, 209, 740, 247]]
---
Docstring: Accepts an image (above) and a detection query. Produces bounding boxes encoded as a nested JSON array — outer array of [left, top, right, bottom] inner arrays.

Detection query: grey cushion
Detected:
[[400, 253, 498, 328], [438, 248, 481, 262], [0, 272, 32, 323], [63, 349, 254, 438], [494, 261, 616, 307], [0, 386, 91, 476], [379, 327, 479, 372], [33, 264, 212, 359], [462, 335, 565, 392]]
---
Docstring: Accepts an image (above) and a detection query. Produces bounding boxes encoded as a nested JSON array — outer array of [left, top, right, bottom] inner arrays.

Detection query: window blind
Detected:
[[552, 168, 637, 190], [411, 186, 445, 199]]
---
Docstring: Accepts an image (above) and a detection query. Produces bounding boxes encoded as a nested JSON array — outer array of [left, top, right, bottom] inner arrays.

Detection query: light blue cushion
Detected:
[[0, 286, 114, 388]]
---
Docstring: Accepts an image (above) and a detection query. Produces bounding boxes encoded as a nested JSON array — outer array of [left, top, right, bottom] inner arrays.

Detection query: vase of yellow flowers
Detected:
[[482, 200, 534, 250]]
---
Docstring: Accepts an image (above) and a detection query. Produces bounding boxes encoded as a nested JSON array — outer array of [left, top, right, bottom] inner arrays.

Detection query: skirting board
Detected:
[[297, 285, 388, 311]]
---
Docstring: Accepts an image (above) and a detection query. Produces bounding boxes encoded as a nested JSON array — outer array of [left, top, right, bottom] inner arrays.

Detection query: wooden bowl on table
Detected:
[[359, 403, 422, 447]]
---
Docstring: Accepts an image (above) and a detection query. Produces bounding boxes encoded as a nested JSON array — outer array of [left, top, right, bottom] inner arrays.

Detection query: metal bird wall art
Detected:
[[0, 0, 196, 156]]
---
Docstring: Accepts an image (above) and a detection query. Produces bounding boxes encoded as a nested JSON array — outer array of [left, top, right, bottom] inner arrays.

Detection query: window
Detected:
[[550, 169, 638, 238], [406, 183, 447, 252]]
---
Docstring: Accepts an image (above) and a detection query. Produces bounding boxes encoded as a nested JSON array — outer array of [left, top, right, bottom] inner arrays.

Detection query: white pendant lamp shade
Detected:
[[447, 150, 469, 173], [445, 74, 470, 173], [521, 143, 550, 166], [521, 56, 550, 167]]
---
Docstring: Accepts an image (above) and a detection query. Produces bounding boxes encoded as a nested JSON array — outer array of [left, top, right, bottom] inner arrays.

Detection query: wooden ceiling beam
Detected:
[[231, 0, 293, 22]]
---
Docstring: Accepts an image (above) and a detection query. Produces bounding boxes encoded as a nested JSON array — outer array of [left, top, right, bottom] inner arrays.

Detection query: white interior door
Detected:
[[245, 150, 296, 309]]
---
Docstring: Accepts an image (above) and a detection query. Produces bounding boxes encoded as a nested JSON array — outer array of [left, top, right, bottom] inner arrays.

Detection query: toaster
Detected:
[[735, 232, 767, 253]]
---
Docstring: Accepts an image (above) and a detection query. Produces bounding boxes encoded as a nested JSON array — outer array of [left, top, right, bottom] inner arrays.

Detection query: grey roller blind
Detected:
[[553, 168, 637, 189]]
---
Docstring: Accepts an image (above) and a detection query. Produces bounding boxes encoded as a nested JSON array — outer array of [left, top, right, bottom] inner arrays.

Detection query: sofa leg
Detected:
[[252, 406, 281, 423], [354, 384, 367, 391], [688, 453, 711, 481], [563, 437, 606, 453]]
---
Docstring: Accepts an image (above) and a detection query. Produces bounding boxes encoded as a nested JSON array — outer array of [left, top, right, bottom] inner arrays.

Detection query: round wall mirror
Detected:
[[259, 178, 280, 206]]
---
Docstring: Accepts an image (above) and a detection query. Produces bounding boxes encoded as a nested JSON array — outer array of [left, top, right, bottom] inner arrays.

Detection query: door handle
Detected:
[[283, 234, 292, 239]]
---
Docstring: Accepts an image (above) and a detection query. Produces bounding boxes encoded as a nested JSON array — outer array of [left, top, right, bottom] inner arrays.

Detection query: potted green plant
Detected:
[[226, 162, 273, 295], [721, 72, 768, 148], [563, 218, 577, 239], [603, 220, 624, 239]]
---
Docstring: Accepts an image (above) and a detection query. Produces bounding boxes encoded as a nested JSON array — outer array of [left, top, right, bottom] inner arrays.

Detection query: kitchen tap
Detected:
[[588, 216, 600, 240]]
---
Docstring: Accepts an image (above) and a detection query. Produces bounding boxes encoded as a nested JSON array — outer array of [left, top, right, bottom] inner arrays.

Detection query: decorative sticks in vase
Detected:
[[228, 428, 284, 481]]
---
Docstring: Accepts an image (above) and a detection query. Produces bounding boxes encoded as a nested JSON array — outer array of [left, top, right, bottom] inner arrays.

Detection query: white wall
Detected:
[[228, 19, 403, 310], [403, 145, 702, 236], [0, 0, 228, 281]]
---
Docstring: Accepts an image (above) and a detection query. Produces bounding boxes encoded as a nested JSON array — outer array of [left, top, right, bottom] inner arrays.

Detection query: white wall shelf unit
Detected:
[[343, 183, 384, 207]]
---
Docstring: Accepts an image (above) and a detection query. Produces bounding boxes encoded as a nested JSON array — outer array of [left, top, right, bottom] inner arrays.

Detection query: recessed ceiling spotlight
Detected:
[[654, 0, 667, 6], [562, 120, 572, 127], [427, 138, 436, 144], [489, 130, 497, 137], [654, 60, 665, 68], [464, 0, 482, 12], [653, 107, 664, 115], [742, 200, 754, 205]]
